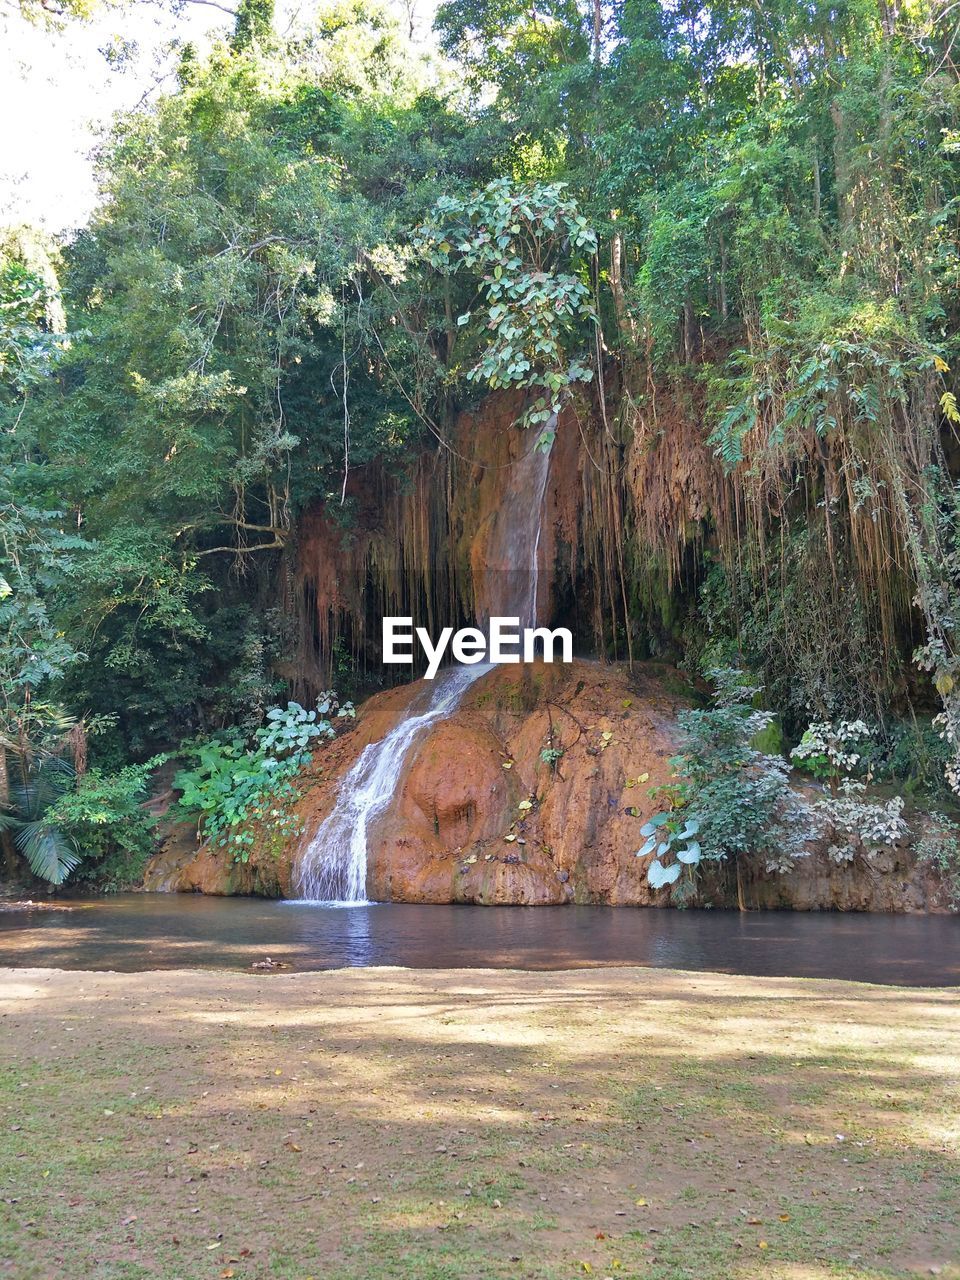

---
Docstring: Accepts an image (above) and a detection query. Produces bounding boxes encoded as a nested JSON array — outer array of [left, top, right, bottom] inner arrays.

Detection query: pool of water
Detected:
[[0, 895, 957, 985]]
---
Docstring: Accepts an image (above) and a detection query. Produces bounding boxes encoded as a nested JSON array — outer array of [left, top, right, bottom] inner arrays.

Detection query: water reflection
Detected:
[[0, 896, 956, 986], [343, 902, 376, 967]]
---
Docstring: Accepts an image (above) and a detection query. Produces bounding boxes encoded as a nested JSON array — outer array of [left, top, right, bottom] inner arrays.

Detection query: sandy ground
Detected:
[[0, 965, 958, 1280]]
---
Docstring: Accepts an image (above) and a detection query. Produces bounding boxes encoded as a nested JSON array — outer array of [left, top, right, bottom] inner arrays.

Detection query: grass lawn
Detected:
[[0, 965, 957, 1280]]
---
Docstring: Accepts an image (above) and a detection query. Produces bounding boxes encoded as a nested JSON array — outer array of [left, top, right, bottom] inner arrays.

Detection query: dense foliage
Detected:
[[637, 671, 815, 900], [3, 0, 960, 886], [46, 759, 165, 890], [174, 694, 353, 860]]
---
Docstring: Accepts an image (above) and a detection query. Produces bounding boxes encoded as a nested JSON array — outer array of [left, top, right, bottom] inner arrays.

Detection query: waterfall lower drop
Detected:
[[294, 440, 551, 904], [295, 663, 493, 903]]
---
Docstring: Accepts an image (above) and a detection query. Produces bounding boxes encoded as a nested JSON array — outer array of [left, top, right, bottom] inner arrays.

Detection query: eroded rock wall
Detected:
[[145, 660, 687, 901], [144, 658, 955, 912], [359, 659, 685, 905]]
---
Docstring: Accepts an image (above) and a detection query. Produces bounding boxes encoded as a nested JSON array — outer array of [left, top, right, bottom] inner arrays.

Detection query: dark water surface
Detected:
[[0, 894, 957, 985]]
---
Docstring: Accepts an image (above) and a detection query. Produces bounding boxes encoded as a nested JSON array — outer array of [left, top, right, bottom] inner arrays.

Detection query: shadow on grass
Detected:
[[0, 969, 957, 1280]]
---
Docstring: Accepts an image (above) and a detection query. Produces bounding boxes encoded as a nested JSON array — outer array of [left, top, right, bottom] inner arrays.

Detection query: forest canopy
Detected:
[[2, 0, 959, 886]]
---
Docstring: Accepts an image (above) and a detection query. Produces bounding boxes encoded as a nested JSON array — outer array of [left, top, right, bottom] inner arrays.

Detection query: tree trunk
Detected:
[[830, 102, 852, 240], [0, 746, 17, 883], [812, 141, 821, 220], [683, 298, 695, 364], [609, 230, 633, 341]]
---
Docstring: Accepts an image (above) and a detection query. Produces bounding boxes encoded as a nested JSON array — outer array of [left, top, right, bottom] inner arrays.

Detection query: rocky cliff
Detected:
[[143, 658, 952, 912], [140, 393, 953, 914], [146, 659, 686, 902]]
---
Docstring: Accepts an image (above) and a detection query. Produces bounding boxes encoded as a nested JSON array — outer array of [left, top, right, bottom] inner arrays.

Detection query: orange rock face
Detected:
[[142, 820, 285, 897], [142, 659, 954, 911], [288, 658, 688, 905]]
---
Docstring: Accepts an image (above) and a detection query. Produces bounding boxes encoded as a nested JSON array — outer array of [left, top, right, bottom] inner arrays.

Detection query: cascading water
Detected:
[[294, 439, 551, 904], [480, 434, 552, 632], [295, 663, 493, 902]]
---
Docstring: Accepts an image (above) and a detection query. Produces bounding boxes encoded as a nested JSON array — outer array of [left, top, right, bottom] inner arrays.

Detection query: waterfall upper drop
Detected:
[[478, 437, 552, 632], [294, 439, 552, 904]]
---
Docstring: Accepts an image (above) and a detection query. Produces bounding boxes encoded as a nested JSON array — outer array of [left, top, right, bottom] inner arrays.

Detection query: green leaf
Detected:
[[15, 822, 81, 885], [647, 859, 682, 889]]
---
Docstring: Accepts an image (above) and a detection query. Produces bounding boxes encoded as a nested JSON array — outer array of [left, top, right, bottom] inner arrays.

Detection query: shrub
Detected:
[[791, 719, 911, 863], [815, 783, 908, 865], [790, 720, 871, 793], [637, 670, 815, 895], [0, 756, 81, 886], [174, 695, 354, 862], [912, 814, 960, 909], [48, 758, 165, 891]]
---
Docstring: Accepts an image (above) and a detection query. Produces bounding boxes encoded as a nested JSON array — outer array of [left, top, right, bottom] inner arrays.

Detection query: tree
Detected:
[[416, 178, 598, 446], [15, 12, 504, 752]]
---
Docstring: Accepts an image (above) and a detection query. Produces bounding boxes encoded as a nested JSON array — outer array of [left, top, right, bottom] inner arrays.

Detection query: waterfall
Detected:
[[295, 663, 493, 902], [480, 438, 551, 631], [294, 439, 551, 904]]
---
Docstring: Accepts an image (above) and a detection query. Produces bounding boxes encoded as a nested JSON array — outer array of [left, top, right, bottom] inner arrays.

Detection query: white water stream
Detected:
[[294, 439, 551, 904]]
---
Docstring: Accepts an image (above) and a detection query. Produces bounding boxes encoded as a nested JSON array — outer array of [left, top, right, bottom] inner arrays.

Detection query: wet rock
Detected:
[[143, 657, 956, 913], [297, 658, 687, 907], [142, 822, 283, 897]]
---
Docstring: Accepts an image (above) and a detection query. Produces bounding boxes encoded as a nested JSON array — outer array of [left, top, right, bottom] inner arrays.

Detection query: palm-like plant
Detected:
[[0, 700, 84, 885], [0, 755, 80, 885]]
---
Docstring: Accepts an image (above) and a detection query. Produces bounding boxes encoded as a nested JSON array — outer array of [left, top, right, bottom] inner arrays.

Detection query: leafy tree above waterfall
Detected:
[[16, 8, 508, 759], [416, 179, 598, 447]]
